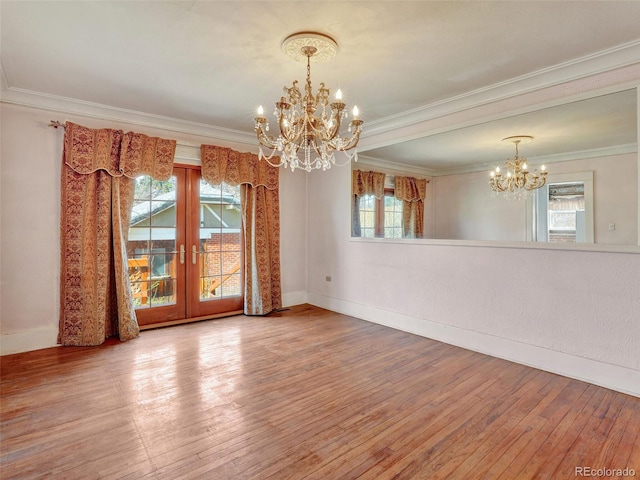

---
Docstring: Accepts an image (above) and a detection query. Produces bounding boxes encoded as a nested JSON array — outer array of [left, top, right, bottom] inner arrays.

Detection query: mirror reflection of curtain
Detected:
[[351, 170, 385, 237], [60, 122, 176, 346], [394, 176, 428, 238], [200, 145, 281, 315]]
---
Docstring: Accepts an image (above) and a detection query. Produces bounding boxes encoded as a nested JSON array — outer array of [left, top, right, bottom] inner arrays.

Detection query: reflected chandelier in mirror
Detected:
[[490, 136, 547, 199]]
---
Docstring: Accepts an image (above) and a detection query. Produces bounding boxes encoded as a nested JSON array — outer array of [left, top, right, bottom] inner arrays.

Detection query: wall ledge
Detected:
[[348, 236, 640, 254], [307, 293, 640, 398]]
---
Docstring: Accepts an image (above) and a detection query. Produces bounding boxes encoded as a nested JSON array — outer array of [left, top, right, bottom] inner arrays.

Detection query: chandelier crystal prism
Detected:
[[490, 136, 547, 197], [253, 32, 363, 172]]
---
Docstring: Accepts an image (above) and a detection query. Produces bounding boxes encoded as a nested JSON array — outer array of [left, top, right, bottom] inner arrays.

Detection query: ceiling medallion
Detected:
[[253, 31, 363, 172], [281, 32, 339, 64], [490, 136, 547, 199]]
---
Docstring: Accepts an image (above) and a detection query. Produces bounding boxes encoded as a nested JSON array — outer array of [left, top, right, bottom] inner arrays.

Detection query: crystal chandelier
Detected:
[[253, 32, 363, 172], [490, 136, 547, 197]]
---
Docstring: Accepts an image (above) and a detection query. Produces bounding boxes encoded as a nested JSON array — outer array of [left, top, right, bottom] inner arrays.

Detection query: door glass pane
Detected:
[[359, 195, 375, 238], [129, 175, 178, 308], [384, 195, 403, 238], [199, 180, 242, 300]]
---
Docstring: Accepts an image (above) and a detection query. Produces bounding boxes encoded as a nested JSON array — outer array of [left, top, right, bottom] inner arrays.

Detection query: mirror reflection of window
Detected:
[[356, 190, 402, 238], [384, 195, 403, 239], [531, 171, 594, 244], [352, 169, 428, 239], [358, 194, 377, 238], [547, 183, 586, 243]]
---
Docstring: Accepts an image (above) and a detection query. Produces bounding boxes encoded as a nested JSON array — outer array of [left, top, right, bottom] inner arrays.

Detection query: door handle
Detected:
[[179, 245, 185, 264], [192, 245, 197, 264]]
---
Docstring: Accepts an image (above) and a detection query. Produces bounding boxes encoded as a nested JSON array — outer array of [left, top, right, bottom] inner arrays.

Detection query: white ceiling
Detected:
[[366, 88, 638, 173], [2, 1, 639, 172]]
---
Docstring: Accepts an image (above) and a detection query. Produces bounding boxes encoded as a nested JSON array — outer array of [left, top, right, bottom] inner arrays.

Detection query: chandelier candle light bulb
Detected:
[[253, 32, 364, 172]]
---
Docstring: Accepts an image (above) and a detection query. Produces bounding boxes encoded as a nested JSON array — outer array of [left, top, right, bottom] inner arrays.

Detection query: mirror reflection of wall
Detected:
[[430, 151, 637, 245]]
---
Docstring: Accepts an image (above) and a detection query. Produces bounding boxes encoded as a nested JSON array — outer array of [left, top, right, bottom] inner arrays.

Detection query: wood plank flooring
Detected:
[[1, 304, 638, 479]]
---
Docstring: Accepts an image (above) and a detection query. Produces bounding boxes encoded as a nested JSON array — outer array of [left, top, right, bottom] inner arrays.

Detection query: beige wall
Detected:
[[432, 170, 526, 241], [431, 153, 638, 244]]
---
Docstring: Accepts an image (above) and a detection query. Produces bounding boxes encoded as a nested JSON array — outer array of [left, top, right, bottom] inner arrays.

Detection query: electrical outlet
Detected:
[[325, 276, 332, 282], [608, 223, 615, 231]]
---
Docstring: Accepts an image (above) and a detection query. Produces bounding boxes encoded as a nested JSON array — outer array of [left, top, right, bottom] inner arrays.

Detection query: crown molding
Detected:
[[2, 40, 639, 155], [0, 83, 258, 148], [359, 40, 640, 151], [528, 143, 638, 166], [362, 144, 637, 178], [355, 155, 436, 178]]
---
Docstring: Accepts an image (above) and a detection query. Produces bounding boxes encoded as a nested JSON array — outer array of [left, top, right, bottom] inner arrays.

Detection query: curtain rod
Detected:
[[48, 120, 65, 129]]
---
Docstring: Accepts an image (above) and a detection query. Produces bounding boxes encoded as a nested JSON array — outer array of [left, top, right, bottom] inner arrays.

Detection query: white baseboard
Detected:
[[307, 293, 640, 398], [0, 325, 59, 356], [282, 291, 307, 309], [0, 293, 310, 356]]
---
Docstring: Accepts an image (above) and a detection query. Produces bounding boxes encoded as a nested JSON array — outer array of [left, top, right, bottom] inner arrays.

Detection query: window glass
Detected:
[[358, 195, 376, 238], [384, 195, 403, 238], [356, 191, 403, 238]]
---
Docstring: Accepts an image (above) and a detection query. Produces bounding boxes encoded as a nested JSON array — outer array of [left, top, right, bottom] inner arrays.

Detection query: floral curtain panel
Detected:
[[351, 169, 386, 237], [201, 145, 282, 315], [60, 122, 175, 346], [394, 176, 428, 239]]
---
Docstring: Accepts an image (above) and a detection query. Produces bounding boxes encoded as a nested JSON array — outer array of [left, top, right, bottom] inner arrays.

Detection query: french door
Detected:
[[127, 166, 243, 327]]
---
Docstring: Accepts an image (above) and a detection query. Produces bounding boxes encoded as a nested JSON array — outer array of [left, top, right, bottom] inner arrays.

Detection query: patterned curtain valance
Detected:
[[120, 132, 175, 181], [64, 122, 123, 176], [201, 145, 278, 189], [394, 176, 428, 202], [352, 170, 386, 198], [63, 122, 176, 179]]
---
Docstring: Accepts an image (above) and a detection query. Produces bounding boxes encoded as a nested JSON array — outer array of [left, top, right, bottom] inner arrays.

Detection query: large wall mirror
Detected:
[[359, 87, 639, 249]]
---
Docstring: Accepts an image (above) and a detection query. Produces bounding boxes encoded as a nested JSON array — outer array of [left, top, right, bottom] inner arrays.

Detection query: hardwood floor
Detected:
[[1, 304, 638, 479]]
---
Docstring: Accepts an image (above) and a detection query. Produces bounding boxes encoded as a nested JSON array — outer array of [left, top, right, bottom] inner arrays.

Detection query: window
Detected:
[[352, 170, 427, 239], [528, 171, 594, 244], [358, 194, 377, 238], [384, 194, 403, 238], [197, 180, 242, 300], [357, 188, 403, 238], [129, 175, 179, 309]]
